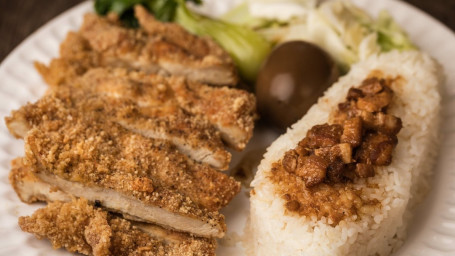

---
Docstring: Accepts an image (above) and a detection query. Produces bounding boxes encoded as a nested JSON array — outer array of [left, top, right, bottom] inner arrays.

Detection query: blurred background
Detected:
[[0, 0, 454, 61]]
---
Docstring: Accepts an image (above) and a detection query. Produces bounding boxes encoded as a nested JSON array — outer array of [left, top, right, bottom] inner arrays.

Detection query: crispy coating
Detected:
[[9, 158, 225, 238], [9, 157, 69, 204], [134, 5, 226, 60], [35, 10, 238, 86], [116, 104, 232, 170], [34, 32, 101, 87], [79, 10, 237, 86], [170, 78, 257, 150], [6, 79, 232, 170], [19, 198, 216, 256], [18, 89, 239, 213], [36, 47, 255, 151], [77, 67, 256, 151]]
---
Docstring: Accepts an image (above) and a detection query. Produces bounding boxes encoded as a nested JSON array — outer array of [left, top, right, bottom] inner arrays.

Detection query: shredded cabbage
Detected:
[[247, 0, 317, 21], [232, 0, 416, 71]]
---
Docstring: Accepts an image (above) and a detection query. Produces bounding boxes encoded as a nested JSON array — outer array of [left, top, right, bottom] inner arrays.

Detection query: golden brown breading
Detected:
[[35, 9, 238, 87], [79, 10, 237, 86], [9, 159, 216, 253], [19, 198, 216, 256], [134, 5, 226, 60], [116, 104, 232, 170], [5, 88, 244, 237], [34, 32, 101, 87], [78, 68, 257, 150], [9, 158, 69, 203], [35, 51, 255, 152], [171, 78, 257, 150], [16, 90, 239, 212], [133, 5, 238, 86], [10, 159, 225, 238], [6, 82, 232, 170]]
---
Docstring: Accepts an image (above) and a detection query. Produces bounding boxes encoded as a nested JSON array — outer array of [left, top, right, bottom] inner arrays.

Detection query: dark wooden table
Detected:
[[1, 0, 454, 62]]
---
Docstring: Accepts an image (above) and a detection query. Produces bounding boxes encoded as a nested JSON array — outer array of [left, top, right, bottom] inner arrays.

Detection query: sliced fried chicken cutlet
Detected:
[[6, 84, 232, 170], [10, 158, 69, 204], [35, 37, 256, 151], [170, 77, 257, 150], [11, 158, 229, 247], [33, 9, 256, 151], [35, 31, 99, 87], [133, 5, 237, 85], [36, 6, 237, 86], [79, 68, 256, 150], [33, 5, 256, 151], [10, 158, 220, 252], [19, 198, 216, 256], [9, 5, 257, 252], [6, 90, 240, 238]]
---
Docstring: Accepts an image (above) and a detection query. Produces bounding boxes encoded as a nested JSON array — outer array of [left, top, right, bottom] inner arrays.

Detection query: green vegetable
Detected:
[[373, 10, 416, 52], [316, 1, 416, 60], [255, 0, 415, 71], [94, 0, 201, 25], [221, 2, 271, 29], [174, 0, 272, 81]]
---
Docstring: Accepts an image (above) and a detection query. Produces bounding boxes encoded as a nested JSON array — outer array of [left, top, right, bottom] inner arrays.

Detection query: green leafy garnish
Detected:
[[94, 0, 201, 26], [373, 10, 416, 52]]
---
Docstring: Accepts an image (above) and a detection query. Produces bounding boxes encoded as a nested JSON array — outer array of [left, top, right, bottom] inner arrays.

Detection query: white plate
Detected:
[[0, 1, 454, 255]]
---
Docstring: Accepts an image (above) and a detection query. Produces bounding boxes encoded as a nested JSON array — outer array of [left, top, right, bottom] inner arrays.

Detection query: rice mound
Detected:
[[249, 51, 442, 256]]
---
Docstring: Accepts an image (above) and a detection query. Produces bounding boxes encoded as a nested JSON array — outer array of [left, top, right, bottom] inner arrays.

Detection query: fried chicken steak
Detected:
[[19, 198, 217, 256], [5, 4, 257, 254]]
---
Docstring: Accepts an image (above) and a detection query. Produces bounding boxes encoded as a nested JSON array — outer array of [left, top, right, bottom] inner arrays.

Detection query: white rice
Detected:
[[249, 51, 442, 256]]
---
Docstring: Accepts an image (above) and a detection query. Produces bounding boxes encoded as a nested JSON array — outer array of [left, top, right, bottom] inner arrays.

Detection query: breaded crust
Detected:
[[134, 5, 238, 86], [79, 9, 237, 86], [170, 78, 257, 150], [6, 81, 233, 170], [35, 50, 256, 152], [9, 157, 69, 203], [19, 198, 216, 256], [11, 158, 227, 238], [80, 67, 257, 150], [8, 89, 240, 211]]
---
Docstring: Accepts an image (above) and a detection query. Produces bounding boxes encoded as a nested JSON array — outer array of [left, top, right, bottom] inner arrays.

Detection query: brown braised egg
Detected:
[[256, 41, 339, 129]]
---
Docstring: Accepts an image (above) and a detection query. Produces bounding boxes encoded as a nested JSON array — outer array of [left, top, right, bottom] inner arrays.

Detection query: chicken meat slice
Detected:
[[10, 158, 224, 245], [36, 47, 256, 151], [10, 160, 217, 254], [133, 5, 237, 86], [77, 9, 237, 86], [19, 197, 216, 256], [79, 68, 256, 150], [7, 98, 241, 238], [169, 77, 256, 150], [6, 85, 232, 170], [35, 10, 238, 87], [23, 122, 231, 237], [34, 31, 99, 87], [9, 92, 241, 211], [10, 157, 69, 204]]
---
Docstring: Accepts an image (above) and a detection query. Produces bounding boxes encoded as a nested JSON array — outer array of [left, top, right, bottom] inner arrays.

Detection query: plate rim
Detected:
[[0, 0, 455, 255]]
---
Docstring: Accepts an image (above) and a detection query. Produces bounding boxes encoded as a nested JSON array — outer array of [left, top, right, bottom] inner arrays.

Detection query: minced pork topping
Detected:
[[269, 76, 402, 225]]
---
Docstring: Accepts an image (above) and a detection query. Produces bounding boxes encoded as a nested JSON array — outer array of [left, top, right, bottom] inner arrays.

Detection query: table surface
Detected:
[[1, 0, 454, 62]]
